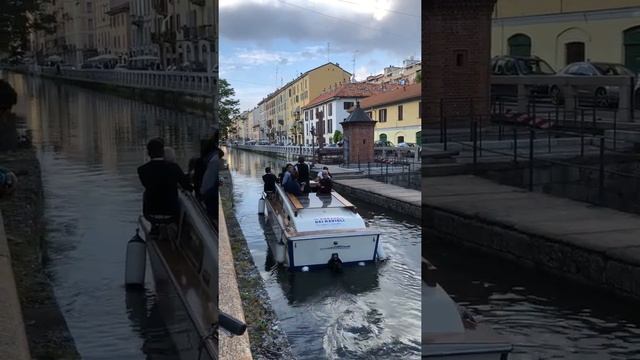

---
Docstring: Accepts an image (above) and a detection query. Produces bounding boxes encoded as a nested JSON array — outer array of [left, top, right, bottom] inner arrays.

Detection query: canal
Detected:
[[224, 148, 422, 359], [428, 237, 640, 360], [5, 72, 210, 359]]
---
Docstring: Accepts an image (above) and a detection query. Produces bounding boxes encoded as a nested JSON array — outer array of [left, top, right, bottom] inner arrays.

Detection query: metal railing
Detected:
[[4, 65, 216, 97]]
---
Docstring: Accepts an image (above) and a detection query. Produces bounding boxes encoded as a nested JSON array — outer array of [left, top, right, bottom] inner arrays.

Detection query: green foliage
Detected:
[[218, 79, 240, 140], [0, 0, 57, 54], [332, 130, 342, 144]]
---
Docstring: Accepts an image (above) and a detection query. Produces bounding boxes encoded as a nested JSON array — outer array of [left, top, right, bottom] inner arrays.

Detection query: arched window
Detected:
[[565, 42, 585, 65], [508, 34, 531, 57], [379, 133, 387, 142], [624, 26, 640, 74], [397, 135, 405, 144]]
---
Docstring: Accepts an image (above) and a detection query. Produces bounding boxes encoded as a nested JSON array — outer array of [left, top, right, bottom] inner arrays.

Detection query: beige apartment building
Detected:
[[492, 0, 640, 73]]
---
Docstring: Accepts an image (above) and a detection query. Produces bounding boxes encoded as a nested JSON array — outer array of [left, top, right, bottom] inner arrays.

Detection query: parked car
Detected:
[[551, 61, 637, 108], [397, 142, 416, 148], [491, 55, 556, 99], [375, 140, 395, 147]]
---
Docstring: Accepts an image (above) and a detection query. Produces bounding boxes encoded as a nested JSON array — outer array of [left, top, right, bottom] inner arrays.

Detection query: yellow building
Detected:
[[360, 83, 422, 145], [260, 63, 351, 144], [492, 0, 640, 73]]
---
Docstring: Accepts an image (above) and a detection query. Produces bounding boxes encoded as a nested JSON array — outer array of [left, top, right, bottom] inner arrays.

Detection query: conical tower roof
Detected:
[[341, 102, 374, 124]]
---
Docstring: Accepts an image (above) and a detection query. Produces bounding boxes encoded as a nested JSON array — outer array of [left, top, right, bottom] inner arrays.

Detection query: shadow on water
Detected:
[[4, 72, 210, 359], [226, 147, 421, 360], [428, 238, 640, 360]]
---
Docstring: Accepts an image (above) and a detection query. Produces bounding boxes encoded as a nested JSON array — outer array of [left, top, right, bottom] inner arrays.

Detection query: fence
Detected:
[[3, 65, 216, 97]]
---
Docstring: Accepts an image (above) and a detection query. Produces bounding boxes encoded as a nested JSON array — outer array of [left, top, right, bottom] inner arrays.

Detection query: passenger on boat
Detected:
[[138, 138, 192, 222], [295, 156, 310, 193], [317, 171, 333, 195], [282, 164, 302, 196], [262, 167, 277, 193], [188, 139, 215, 200], [201, 132, 221, 219], [316, 166, 332, 180], [164, 146, 176, 163]]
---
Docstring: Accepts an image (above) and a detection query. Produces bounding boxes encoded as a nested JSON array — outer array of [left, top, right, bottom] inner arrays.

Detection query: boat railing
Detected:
[[275, 184, 300, 217]]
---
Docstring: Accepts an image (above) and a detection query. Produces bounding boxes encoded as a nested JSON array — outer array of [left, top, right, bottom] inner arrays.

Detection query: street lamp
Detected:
[[310, 124, 316, 163]]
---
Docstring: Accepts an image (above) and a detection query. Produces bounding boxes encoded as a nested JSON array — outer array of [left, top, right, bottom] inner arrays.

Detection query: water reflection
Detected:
[[428, 238, 640, 360], [5, 72, 209, 359], [226, 147, 421, 360]]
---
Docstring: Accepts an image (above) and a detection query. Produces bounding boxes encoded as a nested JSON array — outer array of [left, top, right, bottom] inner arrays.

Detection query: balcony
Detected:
[[190, 0, 204, 6]]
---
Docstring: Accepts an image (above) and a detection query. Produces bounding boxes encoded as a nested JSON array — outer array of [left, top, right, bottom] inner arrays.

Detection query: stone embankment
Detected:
[[424, 174, 640, 301], [0, 148, 78, 358]]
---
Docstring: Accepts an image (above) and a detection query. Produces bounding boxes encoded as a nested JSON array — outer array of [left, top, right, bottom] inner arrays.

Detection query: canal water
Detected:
[[224, 148, 422, 359], [428, 238, 640, 360], [5, 72, 210, 359]]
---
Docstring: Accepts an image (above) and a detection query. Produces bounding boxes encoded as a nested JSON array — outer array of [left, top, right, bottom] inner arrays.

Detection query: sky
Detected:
[[219, 0, 421, 111]]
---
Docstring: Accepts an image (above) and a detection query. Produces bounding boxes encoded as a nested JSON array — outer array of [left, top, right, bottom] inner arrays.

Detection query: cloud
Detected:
[[220, 0, 420, 57]]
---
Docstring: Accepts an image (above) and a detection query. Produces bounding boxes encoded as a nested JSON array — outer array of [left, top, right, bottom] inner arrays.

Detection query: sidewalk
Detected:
[[0, 212, 31, 360]]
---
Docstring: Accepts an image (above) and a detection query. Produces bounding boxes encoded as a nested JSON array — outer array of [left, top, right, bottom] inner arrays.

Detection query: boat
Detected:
[[422, 258, 512, 359], [136, 189, 245, 360], [262, 183, 382, 271]]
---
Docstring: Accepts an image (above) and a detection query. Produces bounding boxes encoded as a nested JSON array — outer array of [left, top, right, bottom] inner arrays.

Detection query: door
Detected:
[[625, 27, 640, 74], [508, 34, 531, 57], [565, 42, 585, 65]]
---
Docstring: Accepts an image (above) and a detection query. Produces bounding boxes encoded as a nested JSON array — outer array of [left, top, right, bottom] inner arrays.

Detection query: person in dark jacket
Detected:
[[262, 167, 277, 193], [189, 139, 214, 200], [138, 138, 192, 221], [294, 156, 310, 193]]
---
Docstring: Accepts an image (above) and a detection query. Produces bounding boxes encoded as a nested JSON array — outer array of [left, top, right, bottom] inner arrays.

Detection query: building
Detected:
[[61, 0, 98, 65], [360, 83, 422, 145], [106, 0, 131, 62], [366, 56, 422, 85], [260, 63, 351, 145], [95, 0, 111, 55], [492, 0, 640, 73], [302, 82, 401, 145], [130, 0, 156, 58]]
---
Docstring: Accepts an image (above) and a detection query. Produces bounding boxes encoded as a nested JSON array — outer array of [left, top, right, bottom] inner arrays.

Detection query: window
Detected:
[[328, 103, 332, 116], [177, 14, 181, 28], [87, 1, 92, 12], [565, 42, 585, 65], [327, 119, 332, 133], [378, 109, 387, 122], [455, 50, 467, 67], [397, 136, 405, 143], [508, 34, 532, 57], [624, 26, 640, 74], [398, 105, 403, 120], [343, 101, 354, 110]]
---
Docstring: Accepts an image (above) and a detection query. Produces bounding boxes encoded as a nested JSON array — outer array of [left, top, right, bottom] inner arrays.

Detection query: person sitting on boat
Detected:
[[282, 164, 302, 196], [316, 166, 332, 181], [295, 156, 310, 193], [137, 138, 192, 223], [188, 139, 214, 200], [262, 167, 277, 194], [317, 170, 333, 195]]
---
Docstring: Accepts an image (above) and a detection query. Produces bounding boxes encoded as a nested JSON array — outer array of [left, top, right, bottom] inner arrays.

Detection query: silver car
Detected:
[[551, 62, 637, 107]]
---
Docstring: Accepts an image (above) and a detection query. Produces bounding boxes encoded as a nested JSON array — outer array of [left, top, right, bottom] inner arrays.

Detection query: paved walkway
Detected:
[[0, 212, 31, 360], [218, 202, 252, 360], [423, 175, 640, 299], [333, 178, 420, 218]]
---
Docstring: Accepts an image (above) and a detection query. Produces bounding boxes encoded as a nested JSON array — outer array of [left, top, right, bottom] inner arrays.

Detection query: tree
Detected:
[[415, 71, 422, 83], [0, 0, 57, 54], [332, 130, 343, 144], [218, 79, 240, 141]]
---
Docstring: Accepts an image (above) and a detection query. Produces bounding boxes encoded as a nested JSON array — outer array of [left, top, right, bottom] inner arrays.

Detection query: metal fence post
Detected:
[[513, 126, 518, 163], [613, 109, 618, 152], [472, 120, 478, 168], [529, 129, 534, 192], [580, 109, 585, 157], [599, 136, 605, 205]]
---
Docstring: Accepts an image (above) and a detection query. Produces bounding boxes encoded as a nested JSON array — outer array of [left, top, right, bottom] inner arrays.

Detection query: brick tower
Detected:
[[340, 103, 375, 164], [422, 0, 497, 141]]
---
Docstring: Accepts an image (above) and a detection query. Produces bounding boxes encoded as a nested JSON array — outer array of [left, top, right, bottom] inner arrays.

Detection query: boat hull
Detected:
[[264, 199, 379, 271]]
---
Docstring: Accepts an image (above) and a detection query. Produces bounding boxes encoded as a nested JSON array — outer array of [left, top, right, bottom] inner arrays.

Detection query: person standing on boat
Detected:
[[262, 167, 277, 193], [200, 131, 221, 219], [294, 156, 310, 193], [138, 138, 192, 221], [282, 164, 302, 196]]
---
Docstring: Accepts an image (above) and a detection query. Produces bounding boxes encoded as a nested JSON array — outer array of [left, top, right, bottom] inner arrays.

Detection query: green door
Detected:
[[379, 134, 387, 142], [625, 27, 640, 74], [416, 131, 422, 145], [508, 34, 531, 57]]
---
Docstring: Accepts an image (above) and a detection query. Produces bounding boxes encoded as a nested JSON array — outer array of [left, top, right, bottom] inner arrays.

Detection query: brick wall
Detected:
[[422, 0, 497, 134], [343, 123, 375, 163]]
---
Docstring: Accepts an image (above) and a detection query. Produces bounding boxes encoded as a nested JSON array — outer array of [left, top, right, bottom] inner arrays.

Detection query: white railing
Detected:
[[8, 65, 216, 97], [232, 144, 422, 162]]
